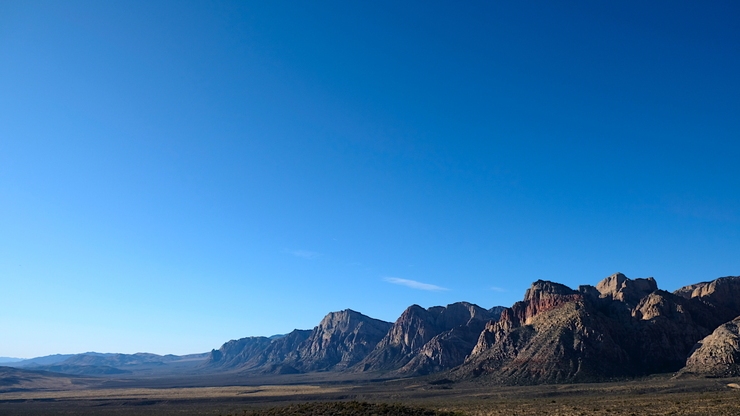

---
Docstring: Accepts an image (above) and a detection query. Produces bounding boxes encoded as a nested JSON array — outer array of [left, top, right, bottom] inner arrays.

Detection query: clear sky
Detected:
[[1, 1, 739, 358]]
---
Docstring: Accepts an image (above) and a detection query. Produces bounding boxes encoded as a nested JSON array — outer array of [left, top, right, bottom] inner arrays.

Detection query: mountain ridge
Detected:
[[10, 273, 740, 385]]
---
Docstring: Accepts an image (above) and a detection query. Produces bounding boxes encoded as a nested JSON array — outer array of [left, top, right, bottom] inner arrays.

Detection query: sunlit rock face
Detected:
[[595, 273, 657, 306], [674, 276, 740, 323], [456, 274, 740, 384], [679, 316, 740, 378]]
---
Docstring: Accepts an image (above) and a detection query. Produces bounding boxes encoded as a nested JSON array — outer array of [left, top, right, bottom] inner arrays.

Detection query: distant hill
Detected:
[[7, 354, 78, 368], [0, 366, 102, 392], [8, 352, 208, 377]]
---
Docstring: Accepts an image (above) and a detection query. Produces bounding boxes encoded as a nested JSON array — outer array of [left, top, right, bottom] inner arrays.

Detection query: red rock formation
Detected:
[[460, 274, 737, 384]]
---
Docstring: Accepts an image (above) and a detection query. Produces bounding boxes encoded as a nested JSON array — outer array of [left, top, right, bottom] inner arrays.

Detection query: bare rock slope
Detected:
[[284, 309, 393, 372], [678, 316, 740, 378]]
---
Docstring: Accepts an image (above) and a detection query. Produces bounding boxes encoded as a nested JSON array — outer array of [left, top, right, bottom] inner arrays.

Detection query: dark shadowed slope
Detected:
[[354, 302, 500, 375], [204, 309, 392, 374]]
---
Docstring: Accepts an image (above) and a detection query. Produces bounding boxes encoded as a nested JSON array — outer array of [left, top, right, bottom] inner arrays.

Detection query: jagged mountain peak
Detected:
[[594, 273, 657, 305], [674, 275, 740, 302], [674, 275, 740, 323], [523, 280, 578, 302], [353, 300, 499, 373], [286, 309, 393, 372], [674, 275, 740, 299], [316, 309, 381, 330]]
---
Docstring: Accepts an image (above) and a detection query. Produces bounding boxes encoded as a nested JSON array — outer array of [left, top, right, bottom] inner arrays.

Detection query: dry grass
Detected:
[[2, 375, 740, 415], [0, 384, 344, 401]]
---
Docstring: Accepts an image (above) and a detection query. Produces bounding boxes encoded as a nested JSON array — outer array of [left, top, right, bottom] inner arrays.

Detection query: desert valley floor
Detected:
[[2, 372, 740, 416]]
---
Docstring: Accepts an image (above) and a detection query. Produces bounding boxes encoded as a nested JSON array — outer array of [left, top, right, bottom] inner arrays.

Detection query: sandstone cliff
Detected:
[[456, 274, 740, 384], [674, 276, 740, 323]]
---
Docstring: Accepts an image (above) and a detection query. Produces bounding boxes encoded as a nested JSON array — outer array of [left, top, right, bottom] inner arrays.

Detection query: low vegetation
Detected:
[[236, 401, 465, 416]]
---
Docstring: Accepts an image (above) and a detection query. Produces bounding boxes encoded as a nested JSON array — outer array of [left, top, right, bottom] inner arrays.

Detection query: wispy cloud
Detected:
[[383, 277, 449, 291], [285, 249, 321, 259], [490, 286, 507, 293]]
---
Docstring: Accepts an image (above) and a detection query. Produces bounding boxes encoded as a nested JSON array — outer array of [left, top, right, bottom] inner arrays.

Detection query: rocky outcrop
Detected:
[[455, 300, 634, 384], [595, 273, 657, 306], [284, 309, 392, 372], [399, 319, 490, 376], [457, 274, 738, 384], [630, 290, 720, 373], [678, 316, 740, 377], [354, 302, 497, 374], [674, 276, 740, 323]]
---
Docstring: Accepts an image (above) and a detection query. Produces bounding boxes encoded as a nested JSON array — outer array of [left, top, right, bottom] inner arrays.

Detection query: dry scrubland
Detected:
[[2, 375, 740, 416]]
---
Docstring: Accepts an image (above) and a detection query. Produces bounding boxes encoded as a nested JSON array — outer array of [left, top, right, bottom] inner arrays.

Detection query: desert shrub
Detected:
[[239, 401, 466, 416]]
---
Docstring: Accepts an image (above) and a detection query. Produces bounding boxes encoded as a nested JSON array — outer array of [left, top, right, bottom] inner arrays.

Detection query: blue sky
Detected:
[[1, 1, 739, 358]]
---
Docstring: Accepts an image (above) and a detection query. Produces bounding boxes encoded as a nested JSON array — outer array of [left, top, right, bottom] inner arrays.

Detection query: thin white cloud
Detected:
[[383, 277, 449, 291], [285, 249, 321, 259], [490, 286, 507, 293]]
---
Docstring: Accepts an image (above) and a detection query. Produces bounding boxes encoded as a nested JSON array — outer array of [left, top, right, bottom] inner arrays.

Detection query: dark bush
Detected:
[[240, 401, 466, 416]]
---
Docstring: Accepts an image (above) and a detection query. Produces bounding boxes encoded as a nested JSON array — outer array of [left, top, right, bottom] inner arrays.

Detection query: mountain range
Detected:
[[202, 273, 740, 384], [6, 273, 740, 385]]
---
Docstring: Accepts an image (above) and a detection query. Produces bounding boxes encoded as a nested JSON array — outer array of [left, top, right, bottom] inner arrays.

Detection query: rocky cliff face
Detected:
[[674, 276, 740, 323], [399, 318, 491, 376], [678, 316, 740, 378], [629, 290, 720, 373], [354, 302, 498, 374], [457, 274, 740, 384], [456, 300, 634, 384], [284, 309, 392, 372], [595, 273, 657, 306]]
